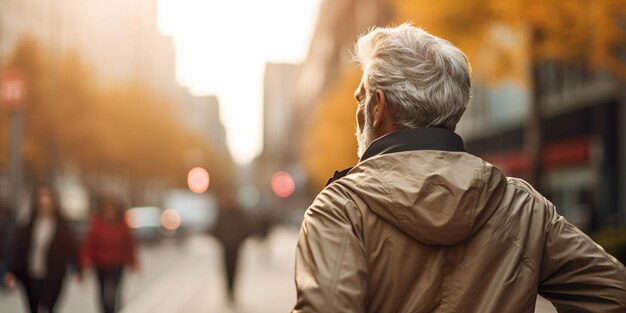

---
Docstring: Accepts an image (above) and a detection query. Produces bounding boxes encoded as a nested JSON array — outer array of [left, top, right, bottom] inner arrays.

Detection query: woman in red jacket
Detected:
[[81, 198, 138, 313]]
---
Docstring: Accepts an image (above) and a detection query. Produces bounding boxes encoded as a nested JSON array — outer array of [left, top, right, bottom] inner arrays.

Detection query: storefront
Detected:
[[466, 100, 620, 231]]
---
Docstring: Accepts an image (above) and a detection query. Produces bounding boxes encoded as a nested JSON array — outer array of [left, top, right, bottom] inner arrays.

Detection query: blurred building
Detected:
[[293, 0, 392, 123], [180, 94, 229, 158], [288, 0, 393, 205], [256, 63, 309, 221], [0, 0, 182, 102], [262, 63, 300, 164], [460, 65, 626, 230]]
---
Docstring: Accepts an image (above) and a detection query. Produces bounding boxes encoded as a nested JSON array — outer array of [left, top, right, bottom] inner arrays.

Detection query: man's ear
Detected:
[[372, 89, 387, 129]]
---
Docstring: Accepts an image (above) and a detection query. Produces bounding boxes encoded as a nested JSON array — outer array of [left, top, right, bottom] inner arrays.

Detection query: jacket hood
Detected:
[[338, 129, 507, 245]]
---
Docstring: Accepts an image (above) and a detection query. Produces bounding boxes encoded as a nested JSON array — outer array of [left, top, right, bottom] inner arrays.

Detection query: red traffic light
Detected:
[[271, 171, 295, 198]]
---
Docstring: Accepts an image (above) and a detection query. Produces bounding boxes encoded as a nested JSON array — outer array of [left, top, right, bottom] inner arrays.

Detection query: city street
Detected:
[[0, 227, 298, 313], [0, 226, 557, 313]]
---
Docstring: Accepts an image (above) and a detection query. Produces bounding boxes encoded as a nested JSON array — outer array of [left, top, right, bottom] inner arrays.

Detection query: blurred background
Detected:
[[0, 0, 625, 312]]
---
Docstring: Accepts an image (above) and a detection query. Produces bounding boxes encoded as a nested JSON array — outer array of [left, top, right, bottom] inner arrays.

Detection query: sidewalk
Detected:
[[0, 236, 186, 312], [120, 227, 298, 313], [0, 227, 298, 313]]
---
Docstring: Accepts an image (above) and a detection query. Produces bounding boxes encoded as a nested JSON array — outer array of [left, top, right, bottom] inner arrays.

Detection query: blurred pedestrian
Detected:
[[213, 189, 250, 304], [293, 23, 626, 312], [80, 197, 138, 313], [3, 183, 81, 313], [0, 200, 14, 290]]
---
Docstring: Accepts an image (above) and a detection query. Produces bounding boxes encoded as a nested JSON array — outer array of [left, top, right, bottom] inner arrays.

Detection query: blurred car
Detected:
[[162, 189, 217, 233], [125, 206, 163, 244]]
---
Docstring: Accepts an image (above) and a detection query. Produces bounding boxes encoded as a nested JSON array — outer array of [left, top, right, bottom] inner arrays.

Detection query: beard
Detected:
[[356, 108, 375, 159]]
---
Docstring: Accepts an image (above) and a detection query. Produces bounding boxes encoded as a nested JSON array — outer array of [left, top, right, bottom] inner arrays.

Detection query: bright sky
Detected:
[[158, 0, 321, 164]]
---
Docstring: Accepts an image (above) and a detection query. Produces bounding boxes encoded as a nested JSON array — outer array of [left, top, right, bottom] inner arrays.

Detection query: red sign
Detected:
[[483, 136, 590, 176], [1, 71, 26, 110]]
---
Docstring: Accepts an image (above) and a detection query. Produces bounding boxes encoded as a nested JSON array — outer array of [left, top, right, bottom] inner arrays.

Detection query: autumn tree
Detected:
[[2, 38, 60, 178], [1, 38, 229, 194], [302, 70, 361, 190]]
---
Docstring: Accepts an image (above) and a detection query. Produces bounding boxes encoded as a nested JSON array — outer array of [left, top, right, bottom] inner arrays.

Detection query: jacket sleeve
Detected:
[[538, 203, 626, 312], [292, 187, 368, 313]]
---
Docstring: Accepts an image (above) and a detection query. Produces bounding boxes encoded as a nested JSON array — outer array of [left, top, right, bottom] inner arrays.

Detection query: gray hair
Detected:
[[354, 23, 471, 130]]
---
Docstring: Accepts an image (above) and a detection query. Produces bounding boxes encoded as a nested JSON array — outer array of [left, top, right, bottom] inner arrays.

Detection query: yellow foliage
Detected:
[[0, 38, 228, 187], [393, 0, 626, 79], [302, 69, 361, 192]]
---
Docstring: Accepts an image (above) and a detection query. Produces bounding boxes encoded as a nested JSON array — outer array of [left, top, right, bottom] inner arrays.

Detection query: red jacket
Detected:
[[80, 217, 137, 268]]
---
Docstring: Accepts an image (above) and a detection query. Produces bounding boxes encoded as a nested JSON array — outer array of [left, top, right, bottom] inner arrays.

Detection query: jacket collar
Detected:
[[360, 127, 465, 162], [326, 127, 465, 186]]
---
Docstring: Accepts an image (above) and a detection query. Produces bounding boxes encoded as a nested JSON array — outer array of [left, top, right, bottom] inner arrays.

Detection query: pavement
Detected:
[[0, 226, 556, 313], [0, 227, 297, 313]]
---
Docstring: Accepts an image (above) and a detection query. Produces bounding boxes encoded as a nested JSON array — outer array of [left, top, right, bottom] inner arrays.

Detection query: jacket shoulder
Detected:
[[506, 177, 551, 206], [310, 182, 359, 215], [503, 177, 561, 229], [305, 181, 366, 236]]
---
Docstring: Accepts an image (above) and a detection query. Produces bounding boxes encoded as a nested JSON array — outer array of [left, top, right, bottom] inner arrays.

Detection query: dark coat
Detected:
[[8, 217, 80, 283]]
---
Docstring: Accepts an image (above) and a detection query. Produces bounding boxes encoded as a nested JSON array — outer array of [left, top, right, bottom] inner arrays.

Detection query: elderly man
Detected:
[[292, 24, 626, 313]]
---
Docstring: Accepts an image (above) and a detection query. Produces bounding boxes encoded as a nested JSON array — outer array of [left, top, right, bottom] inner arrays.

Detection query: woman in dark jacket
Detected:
[[80, 197, 138, 313], [3, 183, 81, 313]]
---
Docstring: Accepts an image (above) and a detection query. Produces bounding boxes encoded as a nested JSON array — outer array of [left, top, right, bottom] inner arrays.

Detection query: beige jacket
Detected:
[[293, 128, 626, 313]]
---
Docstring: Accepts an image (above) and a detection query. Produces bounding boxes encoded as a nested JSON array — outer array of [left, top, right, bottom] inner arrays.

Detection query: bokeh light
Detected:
[[271, 171, 295, 198], [124, 211, 138, 229], [187, 167, 210, 193], [161, 208, 181, 231]]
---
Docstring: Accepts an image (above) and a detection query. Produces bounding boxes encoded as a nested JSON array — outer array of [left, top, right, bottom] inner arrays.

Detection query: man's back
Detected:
[[293, 129, 626, 313]]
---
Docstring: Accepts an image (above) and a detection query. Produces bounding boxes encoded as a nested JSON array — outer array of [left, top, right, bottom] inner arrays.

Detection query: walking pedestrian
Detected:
[[80, 197, 138, 313], [292, 23, 626, 312], [3, 183, 81, 313], [213, 189, 250, 304], [0, 200, 14, 290]]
